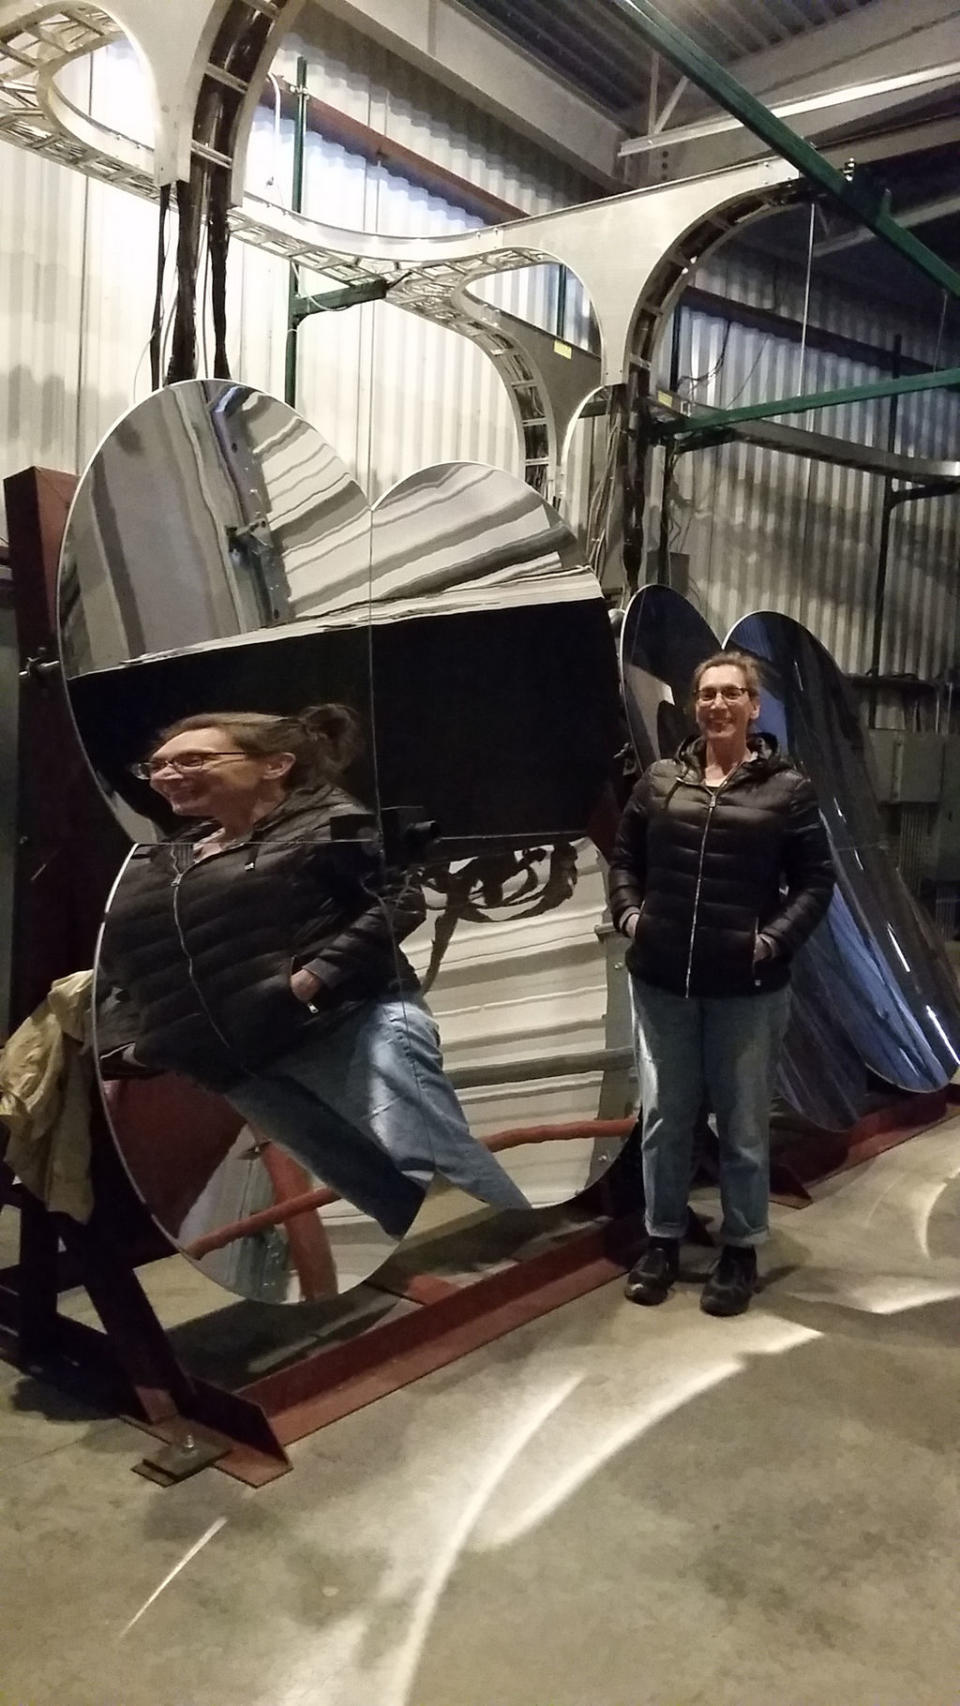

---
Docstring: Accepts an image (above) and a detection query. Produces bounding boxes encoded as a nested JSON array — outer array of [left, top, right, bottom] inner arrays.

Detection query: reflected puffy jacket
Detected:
[[98, 786, 425, 1090], [608, 733, 834, 999]]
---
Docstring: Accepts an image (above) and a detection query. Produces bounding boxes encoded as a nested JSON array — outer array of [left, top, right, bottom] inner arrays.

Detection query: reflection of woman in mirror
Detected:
[[99, 704, 529, 1237]]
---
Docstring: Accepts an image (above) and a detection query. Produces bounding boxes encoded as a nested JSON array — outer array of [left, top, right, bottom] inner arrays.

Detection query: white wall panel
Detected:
[[0, 146, 85, 525], [5, 18, 954, 684], [1, 15, 596, 536]]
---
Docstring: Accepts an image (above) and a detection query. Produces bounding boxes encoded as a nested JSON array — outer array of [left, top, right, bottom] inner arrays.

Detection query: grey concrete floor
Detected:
[[3, 1117, 960, 1706]]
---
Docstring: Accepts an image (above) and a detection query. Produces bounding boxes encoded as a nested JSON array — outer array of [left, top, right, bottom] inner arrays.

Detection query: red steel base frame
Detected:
[[1, 1089, 956, 1486]]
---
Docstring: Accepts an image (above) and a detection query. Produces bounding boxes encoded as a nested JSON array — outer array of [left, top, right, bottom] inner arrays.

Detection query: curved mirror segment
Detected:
[[96, 827, 424, 1303], [729, 611, 960, 1091], [397, 838, 628, 1213], [59, 395, 620, 852], [367, 461, 596, 621], [619, 582, 719, 774], [620, 585, 869, 1130], [65, 629, 378, 843], [362, 466, 626, 1212], [58, 381, 374, 842], [59, 380, 370, 676], [67, 382, 630, 1301], [367, 461, 621, 844], [779, 938, 868, 1131]]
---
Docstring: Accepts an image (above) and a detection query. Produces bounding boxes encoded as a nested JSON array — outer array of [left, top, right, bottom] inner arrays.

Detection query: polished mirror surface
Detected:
[[93, 715, 428, 1301], [619, 581, 719, 775], [92, 724, 550, 1301], [620, 585, 869, 1131], [60, 442, 620, 847], [59, 381, 375, 843], [366, 462, 625, 1207], [398, 837, 629, 1210], [729, 610, 960, 1091], [368, 460, 596, 620], [65, 383, 627, 1302], [59, 380, 370, 675]]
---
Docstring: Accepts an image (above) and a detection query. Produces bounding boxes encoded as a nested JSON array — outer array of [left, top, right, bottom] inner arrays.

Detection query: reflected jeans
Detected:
[[225, 993, 529, 1239], [631, 977, 791, 1247]]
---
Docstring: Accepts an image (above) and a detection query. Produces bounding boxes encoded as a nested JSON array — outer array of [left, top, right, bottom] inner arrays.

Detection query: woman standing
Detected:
[[609, 651, 834, 1316], [99, 703, 530, 1239]]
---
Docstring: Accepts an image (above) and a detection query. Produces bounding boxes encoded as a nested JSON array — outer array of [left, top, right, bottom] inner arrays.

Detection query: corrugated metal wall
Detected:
[[241, 11, 601, 511], [659, 244, 960, 684], [0, 16, 957, 682], [0, 17, 600, 541]]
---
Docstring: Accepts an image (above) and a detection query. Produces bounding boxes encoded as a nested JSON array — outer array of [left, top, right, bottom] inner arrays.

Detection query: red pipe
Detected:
[[186, 1181, 338, 1258], [260, 1143, 339, 1300], [184, 1118, 634, 1259], [485, 1118, 632, 1154]]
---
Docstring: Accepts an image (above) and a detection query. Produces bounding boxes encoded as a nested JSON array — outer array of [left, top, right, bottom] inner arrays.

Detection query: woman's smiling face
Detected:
[[146, 725, 292, 819], [694, 662, 759, 744]]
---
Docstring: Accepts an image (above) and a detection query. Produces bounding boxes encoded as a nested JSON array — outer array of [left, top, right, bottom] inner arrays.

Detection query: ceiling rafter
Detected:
[[455, 0, 888, 127]]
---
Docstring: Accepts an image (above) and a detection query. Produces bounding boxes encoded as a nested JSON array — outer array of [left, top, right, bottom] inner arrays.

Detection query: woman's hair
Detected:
[[156, 703, 362, 788], [690, 650, 762, 701]]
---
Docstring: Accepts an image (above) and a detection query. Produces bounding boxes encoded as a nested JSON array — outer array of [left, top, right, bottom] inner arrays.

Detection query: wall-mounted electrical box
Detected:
[[928, 738, 960, 882], [867, 730, 946, 805]]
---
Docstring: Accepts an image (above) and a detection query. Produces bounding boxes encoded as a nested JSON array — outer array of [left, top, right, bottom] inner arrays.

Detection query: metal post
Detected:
[[657, 306, 683, 582], [556, 266, 568, 344], [284, 55, 309, 410], [869, 334, 902, 726], [647, 52, 660, 136]]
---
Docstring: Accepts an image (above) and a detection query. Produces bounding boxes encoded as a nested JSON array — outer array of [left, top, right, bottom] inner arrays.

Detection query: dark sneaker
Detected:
[[624, 1238, 679, 1306], [700, 1244, 758, 1317]]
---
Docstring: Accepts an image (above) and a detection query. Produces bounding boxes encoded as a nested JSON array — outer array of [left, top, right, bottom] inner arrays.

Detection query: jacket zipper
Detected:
[[171, 868, 246, 1066], [682, 761, 751, 998], [684, 791, 719, 997]]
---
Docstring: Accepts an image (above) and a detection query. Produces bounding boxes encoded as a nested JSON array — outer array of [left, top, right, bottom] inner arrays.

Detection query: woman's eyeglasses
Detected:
[[130, 752, 248, 780], [695, 686, 750, 704]]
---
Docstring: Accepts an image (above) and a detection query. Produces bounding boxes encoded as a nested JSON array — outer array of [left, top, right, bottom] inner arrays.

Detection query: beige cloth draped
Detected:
[[0, 971, 95, 1223]]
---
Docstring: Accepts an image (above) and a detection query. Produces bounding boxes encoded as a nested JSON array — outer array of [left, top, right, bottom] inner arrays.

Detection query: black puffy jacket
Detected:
[[608, 733, 834, 999], [98, 786, 425, 1089]]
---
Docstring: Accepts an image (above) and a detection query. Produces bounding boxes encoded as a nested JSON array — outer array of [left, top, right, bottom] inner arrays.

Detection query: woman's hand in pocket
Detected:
[[290, 967, 322, 1004]]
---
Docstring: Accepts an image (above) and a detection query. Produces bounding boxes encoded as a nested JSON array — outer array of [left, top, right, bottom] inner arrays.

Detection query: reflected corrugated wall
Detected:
[[657, 245, 960, 684], [252, 12, 601, 512], [0, 17, 601, 537]]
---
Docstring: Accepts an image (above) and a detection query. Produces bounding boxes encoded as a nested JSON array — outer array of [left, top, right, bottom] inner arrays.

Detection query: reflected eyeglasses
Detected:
[[130, 751, 249, 780], [695, 686, 750, 704]]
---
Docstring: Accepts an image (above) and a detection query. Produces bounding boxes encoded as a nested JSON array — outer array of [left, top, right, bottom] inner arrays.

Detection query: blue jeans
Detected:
[[631, 977, 791, 1247], [225, 994, 530, 1239]]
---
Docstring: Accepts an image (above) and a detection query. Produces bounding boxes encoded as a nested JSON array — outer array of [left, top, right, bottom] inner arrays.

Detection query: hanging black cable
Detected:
[[207, 168, 231, 378], [163, 0, 285, 384], [622, 367, 650, 595], [166, 169, 204, 383], [149, 183, 171, 392]]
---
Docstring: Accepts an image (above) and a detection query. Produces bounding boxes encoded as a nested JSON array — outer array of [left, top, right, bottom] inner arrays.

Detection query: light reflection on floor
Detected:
[[3, 1114, 960, 1706]]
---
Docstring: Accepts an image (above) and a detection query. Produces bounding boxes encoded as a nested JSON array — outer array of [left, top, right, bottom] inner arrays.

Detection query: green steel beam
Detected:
[[611, 0, 960, 302], [655, 364, 960, 439], [292, 279, 389, 325]]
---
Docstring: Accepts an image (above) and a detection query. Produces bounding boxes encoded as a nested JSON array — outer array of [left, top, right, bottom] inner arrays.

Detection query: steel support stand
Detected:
[[283, 53, 309, 409]]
